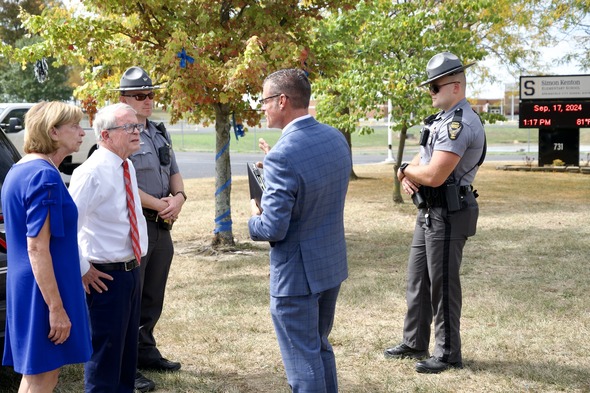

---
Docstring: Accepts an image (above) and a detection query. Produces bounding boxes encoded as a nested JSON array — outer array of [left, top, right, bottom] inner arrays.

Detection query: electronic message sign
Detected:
[[519, 101, 590, 128]]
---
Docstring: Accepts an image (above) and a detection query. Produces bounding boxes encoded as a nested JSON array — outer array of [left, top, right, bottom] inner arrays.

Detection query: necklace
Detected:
[[46, 155, 58, 170]]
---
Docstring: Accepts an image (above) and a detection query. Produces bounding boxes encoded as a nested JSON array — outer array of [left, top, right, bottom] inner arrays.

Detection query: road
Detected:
[[174, 145, 569, 179]]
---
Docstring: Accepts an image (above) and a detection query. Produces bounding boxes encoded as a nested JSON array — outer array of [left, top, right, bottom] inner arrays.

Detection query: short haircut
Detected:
[[263, 69, 311, 109], [93, 103, 136, 141], [23, 101, 84, 154]]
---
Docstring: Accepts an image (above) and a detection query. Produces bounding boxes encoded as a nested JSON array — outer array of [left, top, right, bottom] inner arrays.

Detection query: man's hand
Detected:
[[258, 138, 271, 154], [160, 194, 184, 221], [82, 265, 114, 294], [250, 199, 262, 216], [401, 177, 421, 195]]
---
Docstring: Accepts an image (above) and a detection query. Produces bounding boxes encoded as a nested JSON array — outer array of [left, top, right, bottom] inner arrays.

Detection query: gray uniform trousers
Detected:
[[138, 220, 174, 363], [402, 192, 478, 364]]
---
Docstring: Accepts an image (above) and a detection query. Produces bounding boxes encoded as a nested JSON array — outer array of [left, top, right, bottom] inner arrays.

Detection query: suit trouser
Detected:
[[271, 285, 341, 393], [402, 196, 478, 364], [138, 221, 174, 363], [85, 268, 141, 393]]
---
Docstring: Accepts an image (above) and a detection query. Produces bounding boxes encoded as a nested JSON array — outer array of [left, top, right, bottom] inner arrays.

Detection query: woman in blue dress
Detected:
[[1, 101, 93, 392]]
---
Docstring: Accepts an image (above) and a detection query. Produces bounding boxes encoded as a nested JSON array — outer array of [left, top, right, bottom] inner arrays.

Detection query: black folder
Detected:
[[247, 162, 265, 208]]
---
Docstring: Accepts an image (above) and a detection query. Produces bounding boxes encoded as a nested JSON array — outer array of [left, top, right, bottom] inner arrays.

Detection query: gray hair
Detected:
[[263, 69, 311, 109], [93, 103, 137, 141]]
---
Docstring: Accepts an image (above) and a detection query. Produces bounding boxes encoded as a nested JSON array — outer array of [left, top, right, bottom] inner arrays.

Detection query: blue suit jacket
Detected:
[[248, 117, 352, 297]]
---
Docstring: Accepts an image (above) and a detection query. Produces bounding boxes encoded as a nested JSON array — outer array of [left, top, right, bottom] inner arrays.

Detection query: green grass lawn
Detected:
[[2, 163, 587, 392], [169, 122, 590, 154]]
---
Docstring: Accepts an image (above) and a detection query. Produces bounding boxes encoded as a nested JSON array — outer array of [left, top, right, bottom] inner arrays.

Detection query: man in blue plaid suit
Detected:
[[249, 68, 351, 393]]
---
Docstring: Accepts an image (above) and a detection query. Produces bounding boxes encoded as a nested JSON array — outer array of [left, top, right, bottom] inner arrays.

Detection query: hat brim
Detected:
[[419, 62, 475, 87], [110, 85, 161, 92]]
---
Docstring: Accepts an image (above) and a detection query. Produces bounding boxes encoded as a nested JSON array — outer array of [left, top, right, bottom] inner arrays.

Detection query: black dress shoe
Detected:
[[139, 357, 181, 372], [415, 356, 463, 374], [384, 343, 429, 359], [135, 372, 156, 392]]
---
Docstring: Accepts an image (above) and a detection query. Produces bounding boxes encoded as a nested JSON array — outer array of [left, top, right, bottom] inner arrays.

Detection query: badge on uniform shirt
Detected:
[[447, 121, 463, 140]]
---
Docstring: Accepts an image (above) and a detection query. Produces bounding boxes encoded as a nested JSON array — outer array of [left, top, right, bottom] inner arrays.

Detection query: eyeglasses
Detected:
[[121, 92, 155, 101], [428, 81, 459, 94], [106, 123, 145, 133], [258, 93, 282, 105]]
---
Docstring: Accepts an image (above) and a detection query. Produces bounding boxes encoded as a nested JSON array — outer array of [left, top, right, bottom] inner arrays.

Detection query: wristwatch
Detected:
[[174, 191, 187, 201], [399, 162, 409, 174]]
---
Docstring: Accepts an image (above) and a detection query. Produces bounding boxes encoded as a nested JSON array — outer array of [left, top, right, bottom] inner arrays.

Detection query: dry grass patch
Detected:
[[1, 162, 589, 392]]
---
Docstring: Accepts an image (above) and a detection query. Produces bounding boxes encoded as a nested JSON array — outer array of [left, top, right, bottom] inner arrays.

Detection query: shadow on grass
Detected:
[[0, 365, 292, 393], [468, 358, 590, 391], [139, 368, 293, 393]]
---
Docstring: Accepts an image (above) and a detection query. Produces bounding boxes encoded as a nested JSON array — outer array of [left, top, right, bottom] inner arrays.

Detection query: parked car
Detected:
[[0, 126, 22, 351], [0, 103, 97, 175]]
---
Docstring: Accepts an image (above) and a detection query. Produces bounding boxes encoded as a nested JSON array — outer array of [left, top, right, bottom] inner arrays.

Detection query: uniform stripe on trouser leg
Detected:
[[441, 218, 452, 363]]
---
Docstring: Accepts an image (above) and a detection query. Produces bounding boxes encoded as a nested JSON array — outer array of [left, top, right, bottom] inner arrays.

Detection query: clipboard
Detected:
[[247, 162, 266, 208]]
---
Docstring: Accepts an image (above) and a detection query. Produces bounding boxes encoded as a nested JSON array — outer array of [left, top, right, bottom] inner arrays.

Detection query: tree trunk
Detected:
[[342, 128, 358, 181], [393, 125, 408, 204], [211, 103, 235, 247], [339, 106, 358, 180]]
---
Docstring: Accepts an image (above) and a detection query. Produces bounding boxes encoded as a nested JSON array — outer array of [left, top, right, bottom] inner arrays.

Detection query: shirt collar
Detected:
[[283, 114, 312, 134]]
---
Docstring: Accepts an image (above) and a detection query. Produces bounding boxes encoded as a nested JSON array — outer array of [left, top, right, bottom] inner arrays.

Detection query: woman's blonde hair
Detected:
[[23, 101, 84, 154]]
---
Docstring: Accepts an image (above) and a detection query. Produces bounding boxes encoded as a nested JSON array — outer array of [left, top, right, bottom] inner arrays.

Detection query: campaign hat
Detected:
[[419, 52, 475, 86], [113, 66, 161, 91]]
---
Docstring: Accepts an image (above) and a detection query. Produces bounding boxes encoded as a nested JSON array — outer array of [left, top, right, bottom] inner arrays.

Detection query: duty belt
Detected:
[[142, 208, 174, 230], [420, 185, 472, 208], [143, 208, 160, 222]]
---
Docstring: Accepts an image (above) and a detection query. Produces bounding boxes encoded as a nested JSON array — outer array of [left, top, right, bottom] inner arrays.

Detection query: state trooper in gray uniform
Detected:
[[384, 52, 486, 374], [115, 66, 186, 393]]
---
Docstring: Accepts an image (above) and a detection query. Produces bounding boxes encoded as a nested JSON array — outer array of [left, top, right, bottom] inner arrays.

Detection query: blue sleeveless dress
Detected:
[[1, 159, 92, 374]]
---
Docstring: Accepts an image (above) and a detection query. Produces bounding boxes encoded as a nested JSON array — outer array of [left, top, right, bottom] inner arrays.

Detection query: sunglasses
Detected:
[[122, 92, 155, 101], [428, 81, 459, 94], [106, 123, 145, 133]]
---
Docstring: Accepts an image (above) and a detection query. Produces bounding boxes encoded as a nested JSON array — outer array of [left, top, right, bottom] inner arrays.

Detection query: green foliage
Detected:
[[310, 0, 577, 202], [313, 0, 553, 135], [552, 158, 565, 166], [0, 0, 45, 45], [3, 1, 355, 125], [479, 112, 507, 124], [0, 58, 73, 102], [543, 0, 590, 70], [0, 1, 72, 102], [0, 0, 356, 244], [0, 37, 73, 102]]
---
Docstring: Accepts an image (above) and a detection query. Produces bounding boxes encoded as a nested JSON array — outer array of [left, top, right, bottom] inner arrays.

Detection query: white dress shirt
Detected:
[[69, 146, 148, 275], [282, 114, 312, 134]]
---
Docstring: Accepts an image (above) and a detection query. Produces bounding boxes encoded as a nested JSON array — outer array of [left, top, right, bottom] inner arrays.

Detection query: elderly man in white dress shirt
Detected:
[[69, 103, 148, 393]]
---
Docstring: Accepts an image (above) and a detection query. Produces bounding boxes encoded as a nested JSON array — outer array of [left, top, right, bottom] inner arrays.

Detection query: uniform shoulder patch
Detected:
[[447, 121, 463, 140]]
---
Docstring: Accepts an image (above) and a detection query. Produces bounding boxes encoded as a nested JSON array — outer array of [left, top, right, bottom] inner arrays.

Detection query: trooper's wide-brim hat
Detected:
[[419, 52, 475, 86], [112, 66, 161, 91]]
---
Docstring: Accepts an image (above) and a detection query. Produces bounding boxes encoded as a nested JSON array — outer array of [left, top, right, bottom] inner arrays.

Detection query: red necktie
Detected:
[[123, 160, 142, 263]]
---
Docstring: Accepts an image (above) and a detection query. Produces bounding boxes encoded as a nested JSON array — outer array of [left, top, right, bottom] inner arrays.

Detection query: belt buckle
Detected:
[[124, 260, 135, 271]]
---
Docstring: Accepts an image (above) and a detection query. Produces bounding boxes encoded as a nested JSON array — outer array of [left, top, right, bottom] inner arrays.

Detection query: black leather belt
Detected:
[[143, 208, 160, 222], [92, 259, 139, 272], [142, 208, 173, 230]]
